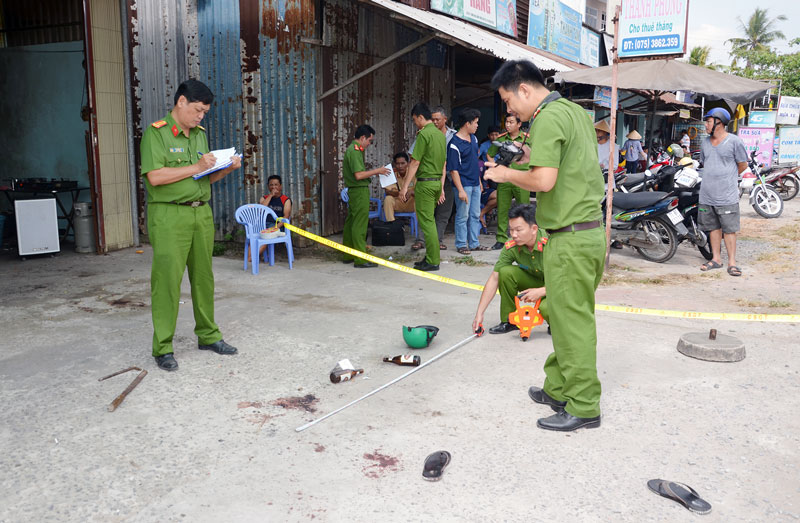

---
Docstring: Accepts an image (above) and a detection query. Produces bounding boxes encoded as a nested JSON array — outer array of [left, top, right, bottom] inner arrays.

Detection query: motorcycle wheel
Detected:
[[696, 231, 713, 260], [752, 186, 784, 218], [771, 176, 798, 201], [633, 216, 678, 263]]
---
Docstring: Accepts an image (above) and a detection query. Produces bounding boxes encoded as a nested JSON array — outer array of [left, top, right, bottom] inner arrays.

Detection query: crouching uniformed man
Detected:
[[472, 204, 548, 335], [140, 79, 242, 371]]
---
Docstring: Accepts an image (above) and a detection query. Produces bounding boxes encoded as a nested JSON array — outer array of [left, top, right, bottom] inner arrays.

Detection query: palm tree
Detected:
[[688, 46, 717, 69], [727, 8, 787, 67]]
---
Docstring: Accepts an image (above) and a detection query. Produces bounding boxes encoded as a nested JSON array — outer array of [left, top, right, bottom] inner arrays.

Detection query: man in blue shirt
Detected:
[[447, 108, 486, 253]]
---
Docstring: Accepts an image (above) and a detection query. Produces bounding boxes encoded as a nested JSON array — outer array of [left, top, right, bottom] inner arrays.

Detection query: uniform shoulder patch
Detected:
[[151, 120, 167, 128], [354, 144, 364, 152], [504, 240, 516, 249], [537, 237, 548, 251]]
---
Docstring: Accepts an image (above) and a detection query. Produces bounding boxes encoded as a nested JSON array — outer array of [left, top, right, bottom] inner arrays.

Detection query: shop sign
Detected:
[[618, 0, 689, 58], [580, 27, 600, 67], [748, 111, 776, 128], [527, 0, 582, 63], [431, 0, 518, 37], [593, 86, 618, 110], [776, 96, 800, 125], [679, 109, 690, 119], [777, 126, 800, 165], [738, 127, 775, 169]]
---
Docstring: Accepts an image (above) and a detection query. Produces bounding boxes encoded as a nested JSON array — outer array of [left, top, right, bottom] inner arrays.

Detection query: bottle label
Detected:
[[400, 355, 414, 364], [340, 373, 351, 381]]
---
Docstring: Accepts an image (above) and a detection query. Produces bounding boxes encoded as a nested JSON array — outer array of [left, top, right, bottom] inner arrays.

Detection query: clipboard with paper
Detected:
[[378, 163, 397, 188], [192, 147, 242, 179]]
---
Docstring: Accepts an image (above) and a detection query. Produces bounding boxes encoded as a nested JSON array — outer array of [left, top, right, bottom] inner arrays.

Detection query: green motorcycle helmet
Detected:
[[402, 325, 440, 349]]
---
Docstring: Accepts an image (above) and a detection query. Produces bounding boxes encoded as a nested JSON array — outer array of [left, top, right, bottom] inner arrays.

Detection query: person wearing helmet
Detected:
[[698, 107, 748, 276], [472, 204, 548, 336]]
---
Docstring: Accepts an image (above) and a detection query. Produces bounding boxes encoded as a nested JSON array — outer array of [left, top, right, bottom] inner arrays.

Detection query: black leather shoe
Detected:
[[416, 262, 439, 272], [198, 339, 238, 355], [491, 241, 504, 250], [488, 322, 518, 334], [413, 259, 426, 267], [155, 353, 178, 371], [537, 410, 601, 432], [355, 262, 377, 268], [528, 386, 566, 412]]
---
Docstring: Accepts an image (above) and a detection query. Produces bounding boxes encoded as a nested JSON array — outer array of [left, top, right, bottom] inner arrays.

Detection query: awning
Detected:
[[362, 0, 579, 72]]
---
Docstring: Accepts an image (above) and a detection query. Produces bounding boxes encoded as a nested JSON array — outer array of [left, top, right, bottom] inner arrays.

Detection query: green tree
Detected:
[[687, 45, 717, 69], [727, 8, 787, 68]]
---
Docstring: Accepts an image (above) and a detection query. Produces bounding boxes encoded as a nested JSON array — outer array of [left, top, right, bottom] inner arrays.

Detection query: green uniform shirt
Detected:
[[493, 232, 547, 288], [140, 113, 211, 203], [411, 123, 446, 178], [343, 140, 368, 188], [528, 98, 604, 231], [487, 131, 535, 171]]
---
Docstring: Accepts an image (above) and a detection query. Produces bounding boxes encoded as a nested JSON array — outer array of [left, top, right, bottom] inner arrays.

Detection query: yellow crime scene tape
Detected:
[[277, 219, 799, 324]]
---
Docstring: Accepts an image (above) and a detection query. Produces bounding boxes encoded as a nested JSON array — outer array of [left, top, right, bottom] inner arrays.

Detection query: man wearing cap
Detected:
[[485, 60, 605, 432], [622, 130, 645, 173], [141, 79, 242, 372], [595, 120, 618, 173]]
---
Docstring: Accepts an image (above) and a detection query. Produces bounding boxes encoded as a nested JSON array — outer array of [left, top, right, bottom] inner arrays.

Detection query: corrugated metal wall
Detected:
[[130, 0, 318, 236], [0, 0, 83, 47], [319, 0, 452, 234]]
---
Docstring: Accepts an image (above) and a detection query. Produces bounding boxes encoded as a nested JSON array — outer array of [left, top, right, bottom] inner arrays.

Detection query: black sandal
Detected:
[[647, 479, 712, 514], [422, 451, 451, 481]]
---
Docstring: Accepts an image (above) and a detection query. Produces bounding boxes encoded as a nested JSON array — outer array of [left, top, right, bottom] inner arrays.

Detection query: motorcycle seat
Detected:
[[613, 191, 670, 210], [621, 172, 647, 187]]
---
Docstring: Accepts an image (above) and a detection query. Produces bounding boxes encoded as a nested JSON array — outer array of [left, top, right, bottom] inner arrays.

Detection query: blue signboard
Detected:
[[618, 0, 689, 58], [527, 0, 581, 63], [748, 111, 777, 128]]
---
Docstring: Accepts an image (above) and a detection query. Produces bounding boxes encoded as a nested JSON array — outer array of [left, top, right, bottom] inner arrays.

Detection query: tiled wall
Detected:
[[90, 0, 133, 250]]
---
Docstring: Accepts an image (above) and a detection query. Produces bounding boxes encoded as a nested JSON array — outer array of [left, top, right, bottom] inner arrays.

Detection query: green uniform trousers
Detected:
[[541, 227, 605, 418], [415, 180, 442, 265], [497, 265, 549, 324], [148, 203, 222, 357], [342, 186, 370, 266], [495, 183, 530, 243]]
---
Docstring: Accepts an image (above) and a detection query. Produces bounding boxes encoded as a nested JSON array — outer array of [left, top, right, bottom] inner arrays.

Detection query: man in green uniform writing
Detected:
[[472, 204, 548, 335], [487, 114, 533, 250], [341, 124, 390, 268], [140, 79, 242, 372], [485, 60, 606, 432], [400, 103, 446, 272]]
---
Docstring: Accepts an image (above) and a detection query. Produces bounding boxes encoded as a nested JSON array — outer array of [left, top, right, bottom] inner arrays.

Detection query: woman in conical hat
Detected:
[[622, 129, 645, 173], [594, 120, 618, 173]]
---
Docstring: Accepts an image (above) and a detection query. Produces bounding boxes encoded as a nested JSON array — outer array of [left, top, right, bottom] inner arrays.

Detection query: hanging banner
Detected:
[[778, 126, 800, 165], [738, 127, 776, 169], [580, 26, 600, 67], [432, 0, 518, 37], [776, 96, 800, 126], [527, 0, 582, 63], [748, 111, 777, 128], [618, 0, 689, 58], [593, 86, 618, 110]]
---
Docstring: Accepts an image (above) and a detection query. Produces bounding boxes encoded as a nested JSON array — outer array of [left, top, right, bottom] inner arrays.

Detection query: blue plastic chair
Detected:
[[341, 188, 382, 220], [234, 204, 294, 274]]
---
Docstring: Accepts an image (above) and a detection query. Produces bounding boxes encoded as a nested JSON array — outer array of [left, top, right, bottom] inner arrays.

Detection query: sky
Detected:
[[685, 0, 800, 67]]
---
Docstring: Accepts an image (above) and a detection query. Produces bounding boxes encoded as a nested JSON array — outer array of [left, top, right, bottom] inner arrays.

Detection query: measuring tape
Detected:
[[276, 219, 799, 323]]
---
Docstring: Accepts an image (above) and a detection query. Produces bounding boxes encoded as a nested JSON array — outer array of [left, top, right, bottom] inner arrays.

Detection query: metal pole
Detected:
[[296, 330, 483, 432], [604, 5, 621, 267]]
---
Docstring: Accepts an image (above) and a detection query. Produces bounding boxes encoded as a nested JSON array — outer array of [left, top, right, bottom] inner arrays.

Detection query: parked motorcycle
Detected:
[[746, 150, 784, 218], [763, 164, 800, 201], [604, 189, 689, 263]]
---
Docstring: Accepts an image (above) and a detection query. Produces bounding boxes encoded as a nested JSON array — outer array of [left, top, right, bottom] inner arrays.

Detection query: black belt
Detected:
[[417, 177, 441, 182], [170, 200, 206, 207], [548, 220, 602, 235]]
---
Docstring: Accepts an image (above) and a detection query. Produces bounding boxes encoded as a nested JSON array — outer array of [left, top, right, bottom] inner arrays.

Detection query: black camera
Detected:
[[491, 140, 525, 167]]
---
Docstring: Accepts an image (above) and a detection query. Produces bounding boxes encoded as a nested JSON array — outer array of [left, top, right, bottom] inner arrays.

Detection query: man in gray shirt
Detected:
[[698, 108, 748, 276]]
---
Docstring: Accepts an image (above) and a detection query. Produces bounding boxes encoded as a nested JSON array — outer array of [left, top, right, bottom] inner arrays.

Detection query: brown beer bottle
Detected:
[[330, 368, 364, 383], [383, 354, 421, 367]]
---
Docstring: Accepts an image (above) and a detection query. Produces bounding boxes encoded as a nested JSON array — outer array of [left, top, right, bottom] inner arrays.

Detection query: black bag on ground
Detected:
[[371, 221, 405, 246]]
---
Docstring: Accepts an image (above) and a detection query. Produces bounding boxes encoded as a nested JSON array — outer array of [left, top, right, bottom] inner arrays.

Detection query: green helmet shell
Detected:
[[402, 325, 440, 348]]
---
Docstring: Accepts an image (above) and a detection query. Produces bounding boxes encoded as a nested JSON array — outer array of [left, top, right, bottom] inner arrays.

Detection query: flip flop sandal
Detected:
[[727, 265, 742, 277], [700, 260, 722, 271], [439, 243, 447, 250], [422, 450, 451, 481], [647, 479, 712, 515], [411, 241, 424, 250], [457, 247, 471, 255], [471, 245, 489, 251]]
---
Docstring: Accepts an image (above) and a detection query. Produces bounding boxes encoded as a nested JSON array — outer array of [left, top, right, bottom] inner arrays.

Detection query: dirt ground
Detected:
[[0, 197, 798, 522]]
